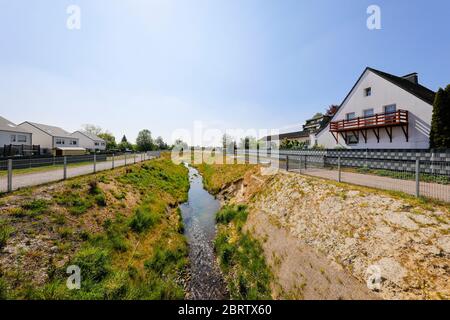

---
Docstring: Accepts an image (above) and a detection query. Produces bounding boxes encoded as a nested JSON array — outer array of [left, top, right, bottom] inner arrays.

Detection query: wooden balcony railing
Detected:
[[330, 110, 409, 132]]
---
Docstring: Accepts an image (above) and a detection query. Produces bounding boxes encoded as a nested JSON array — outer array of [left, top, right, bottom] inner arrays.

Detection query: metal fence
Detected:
[[230, 149, 450, 203], [0, 151, 161, 193], [281, 155, 450, 203]]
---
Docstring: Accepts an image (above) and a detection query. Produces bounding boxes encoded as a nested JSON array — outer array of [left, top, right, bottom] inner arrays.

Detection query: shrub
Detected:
[[72, 247, 111, 282], [129, 208, 159, 233], [88, 180, 101, 195], [94, 193, 107, 207]]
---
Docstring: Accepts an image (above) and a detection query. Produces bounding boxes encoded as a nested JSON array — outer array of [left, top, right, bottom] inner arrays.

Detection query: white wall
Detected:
[[72, 132, 106, 151], [317, 70, 432, 149], [18, 122, 52, 149], [0, 131, 32, 146], [53, 136, 79, 148]]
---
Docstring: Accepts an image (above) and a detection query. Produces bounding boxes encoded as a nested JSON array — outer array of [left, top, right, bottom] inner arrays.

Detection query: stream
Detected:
[[179, 164, 229, 300]]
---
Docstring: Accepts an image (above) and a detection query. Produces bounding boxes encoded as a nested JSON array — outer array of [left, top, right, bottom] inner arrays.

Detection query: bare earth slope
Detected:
[[246, 171, 450, 300]]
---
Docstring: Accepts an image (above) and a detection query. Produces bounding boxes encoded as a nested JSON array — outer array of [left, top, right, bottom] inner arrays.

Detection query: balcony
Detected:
[[329, 110, 409, 143]]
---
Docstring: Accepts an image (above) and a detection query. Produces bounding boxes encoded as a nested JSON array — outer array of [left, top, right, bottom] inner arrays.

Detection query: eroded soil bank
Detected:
[[213, 166, 449, 300]]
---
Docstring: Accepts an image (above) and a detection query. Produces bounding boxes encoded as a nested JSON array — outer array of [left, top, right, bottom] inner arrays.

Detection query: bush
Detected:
[[94, 193, 107, 207], [72, 247, 111, 282], [129, 208, 159, 233], [88, 180, 101, 195]]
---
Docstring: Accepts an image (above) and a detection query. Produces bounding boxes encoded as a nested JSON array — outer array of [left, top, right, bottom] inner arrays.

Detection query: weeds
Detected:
[[215, 205, 272, 300]]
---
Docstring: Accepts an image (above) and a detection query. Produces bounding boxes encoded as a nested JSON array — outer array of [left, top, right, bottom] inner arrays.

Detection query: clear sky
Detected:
[[0, 0, 449, 144]]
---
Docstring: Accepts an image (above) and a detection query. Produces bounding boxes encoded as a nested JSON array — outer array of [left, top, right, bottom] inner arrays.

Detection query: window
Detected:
[[346, 112, 356, 120], [56, 139, 64, 145], [101, 142, 105, 146], [346, 133, 359, 145], [384, 104, 397, 114], [18, 135, 27, 143], [95, 142, 99, 146], [10, 135, 16, 143], [71, 140, 77, 145], [364, 87, 372, 97], [363, 109, 374, 117]]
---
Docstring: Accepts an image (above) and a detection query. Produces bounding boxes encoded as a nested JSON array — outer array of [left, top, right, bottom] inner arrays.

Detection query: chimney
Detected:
[[402, 73, 419, 84]]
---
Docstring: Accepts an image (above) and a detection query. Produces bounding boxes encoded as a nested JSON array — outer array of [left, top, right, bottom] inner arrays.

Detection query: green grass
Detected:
[[3, 156, 190, 300], [214, 205, 272, 300], [129, 207, 160, 233], [194, 161, 256, 194], [0, 222, 14, 248], [0, 161, 98, 177]]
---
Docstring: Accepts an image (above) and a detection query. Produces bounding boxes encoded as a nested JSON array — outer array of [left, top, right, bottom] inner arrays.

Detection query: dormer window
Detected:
[[364, 87, 372, 97]]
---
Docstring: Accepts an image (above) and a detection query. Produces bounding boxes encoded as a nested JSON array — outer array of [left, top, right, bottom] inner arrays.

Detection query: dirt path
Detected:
[[246, 210, 376, 300]]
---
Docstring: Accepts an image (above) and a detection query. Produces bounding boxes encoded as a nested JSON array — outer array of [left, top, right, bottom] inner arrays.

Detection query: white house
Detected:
[[72, 131, 106, 151], [0, 116, 32, 147], [18, 121, 83, 155], [315, 67, 436, 149]]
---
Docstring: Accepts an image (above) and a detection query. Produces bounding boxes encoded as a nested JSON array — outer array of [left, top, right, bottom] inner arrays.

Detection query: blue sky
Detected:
[[0, 0, 449, 144]]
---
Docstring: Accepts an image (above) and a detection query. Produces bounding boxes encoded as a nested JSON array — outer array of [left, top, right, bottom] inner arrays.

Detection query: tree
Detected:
[[136, 129, 155, 151], [121, 135, 128, 143], [238, 136, 257, 150], [430, 85, 450, 149], [173, 139, 188, 151], [82, 124, 102, 136], [97, 132, 117, 150], [326, 105, 339, 116], [155, 136, 168, 150]]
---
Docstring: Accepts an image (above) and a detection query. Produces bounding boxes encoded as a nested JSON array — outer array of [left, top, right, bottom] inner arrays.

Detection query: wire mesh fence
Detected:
[[281, 155, 450, 203], [0, 151, 160, 193], [236, 149, 449, 202]]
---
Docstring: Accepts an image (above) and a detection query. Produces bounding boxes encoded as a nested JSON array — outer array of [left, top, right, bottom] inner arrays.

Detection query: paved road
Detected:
[[0, 154, 150, 193]]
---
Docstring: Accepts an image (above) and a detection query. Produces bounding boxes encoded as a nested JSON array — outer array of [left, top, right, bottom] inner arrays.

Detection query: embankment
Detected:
[[199, 162, 450, 300], [0, 155, 189, 299]]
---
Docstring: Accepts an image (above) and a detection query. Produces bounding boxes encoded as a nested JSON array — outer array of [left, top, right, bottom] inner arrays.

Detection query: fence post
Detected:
[[338, 156, 342, 182], [134, 153, 136, 164], [415, 159, 420, 197], [63, 156, 67, 180], [112, 153, 115, 169], [7, 159, 12, 192], [286, 155, 289, 171], [125, 153, 127, 166], [93, 153, 97, 173], [304, 155, 307, 170]]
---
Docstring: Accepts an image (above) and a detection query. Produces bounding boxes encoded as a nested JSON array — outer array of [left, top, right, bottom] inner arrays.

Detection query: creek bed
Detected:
[[180, 165, 228, 300]]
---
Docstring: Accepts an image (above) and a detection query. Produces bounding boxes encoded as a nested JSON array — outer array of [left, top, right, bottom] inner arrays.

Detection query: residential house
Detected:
[[72, 131, 106, 152], [315, 67, 436, 149], [0, 116, 37, 156], [18, 121, 85, 155], [261, 113, 332, 149]]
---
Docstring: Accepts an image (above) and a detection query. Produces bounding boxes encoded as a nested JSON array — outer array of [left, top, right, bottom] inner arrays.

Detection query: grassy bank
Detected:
[[194, 162, 257, 194], [0, 154, 190, 299], [214, 205, 272, 300]]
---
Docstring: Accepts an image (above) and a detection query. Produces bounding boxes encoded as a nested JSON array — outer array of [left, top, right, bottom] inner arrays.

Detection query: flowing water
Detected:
[[180, 165, 229, 300]]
